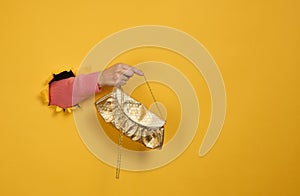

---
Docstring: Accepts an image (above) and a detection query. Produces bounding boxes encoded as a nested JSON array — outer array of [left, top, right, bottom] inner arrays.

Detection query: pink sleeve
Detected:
[[49, 72, 101, 108]]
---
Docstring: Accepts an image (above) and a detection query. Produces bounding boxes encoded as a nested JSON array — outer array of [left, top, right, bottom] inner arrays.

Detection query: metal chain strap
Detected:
[[115, 87, 124, 179], [115, 75, 163, 179], [115, 129, 124, 179], [143, 75, 164, 120]]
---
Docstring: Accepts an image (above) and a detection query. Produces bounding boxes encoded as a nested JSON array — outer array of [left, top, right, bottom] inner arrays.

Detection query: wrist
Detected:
[[97, 71, 103, 87]]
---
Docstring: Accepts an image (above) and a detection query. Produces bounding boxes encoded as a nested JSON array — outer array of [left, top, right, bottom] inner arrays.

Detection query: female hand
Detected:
[[97, 63, 144, 87]]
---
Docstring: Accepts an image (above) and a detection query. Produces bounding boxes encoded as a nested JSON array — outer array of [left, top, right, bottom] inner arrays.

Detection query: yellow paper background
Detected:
[[0, 0, 299, 195]]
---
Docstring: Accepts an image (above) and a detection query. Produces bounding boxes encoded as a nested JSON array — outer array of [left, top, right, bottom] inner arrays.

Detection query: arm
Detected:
[[47, 63, 143, 110]]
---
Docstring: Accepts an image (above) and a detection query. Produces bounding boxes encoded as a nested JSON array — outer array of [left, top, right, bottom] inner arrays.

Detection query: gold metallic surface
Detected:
[[95, 88, 165, 149]]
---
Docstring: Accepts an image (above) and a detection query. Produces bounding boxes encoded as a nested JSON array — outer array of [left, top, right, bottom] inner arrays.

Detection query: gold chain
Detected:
[[143, 75, 164, 120], [115, 129, 124, 179], [115, 87, 124, 179], [115, 75, 163, 179]]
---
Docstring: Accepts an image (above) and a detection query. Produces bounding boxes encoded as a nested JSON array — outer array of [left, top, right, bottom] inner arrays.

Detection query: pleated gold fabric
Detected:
[[95, 88, 165, 149]]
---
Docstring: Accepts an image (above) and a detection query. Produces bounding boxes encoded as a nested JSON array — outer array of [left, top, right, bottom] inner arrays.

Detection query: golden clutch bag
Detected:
[[95, 87, 165, 149]]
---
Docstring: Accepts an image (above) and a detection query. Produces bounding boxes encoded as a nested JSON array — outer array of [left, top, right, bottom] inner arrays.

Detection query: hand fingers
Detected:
[[115, 75, 128, 87], [115, 73, 130, 87], [122, 68, 134, 77], [109, 63, 144, 87], [132, 67, 144, 76], [120, 74, 129, 81], [116, 80, 126, 87], [118, 63, 144, 76], [119, 63, 130, 70], [122, 67, 144, 78]]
